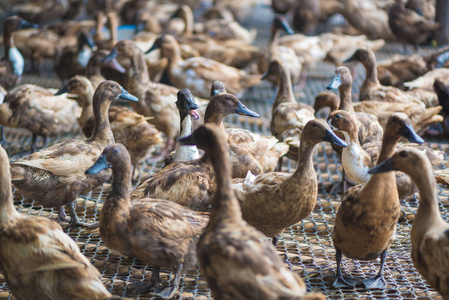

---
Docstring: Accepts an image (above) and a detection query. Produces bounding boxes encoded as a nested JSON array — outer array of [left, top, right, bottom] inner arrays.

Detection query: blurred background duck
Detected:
[[0, 144, 112, 300], [56, 75, 163, 179], [181, 124, 325, 300], [12, 0, 70, 24], [388, 0, 440, 53], [0, 83, 81, 152], [130, 92, 260, 210], [328, 110, 443, 200], [0, 16, 37, 90], [369, 148, 449, 299], [148, 34, 262, 99], [86, 143, 208, 298], [9, 81, 137, 227], [233, 119, 347, 246]]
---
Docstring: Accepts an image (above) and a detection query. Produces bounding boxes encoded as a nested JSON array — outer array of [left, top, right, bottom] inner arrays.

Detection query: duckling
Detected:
[[180, 124, 325, 300], [102, 39, 200, 161], [85, 143, 208, 298], [130, 92, 259, 211], [54, 30, 96, 81], [0, 84, 82, 152], [148, 34, 261, 99], [328, 110, 443, 200], [56, 75, 163, 177], [331, 112, 404, 289], [0, 145, 112, 300], [0, 16, 37, 90], [388, 0, 439, 52], [233, 119, 347, 246], [368, 148, 449, 299], [347, 48, 433, 108], [163, 88, 201, 167], [262, 59, 315, 161], [9, 81, 138, 227], [209, 81, 288, 178]]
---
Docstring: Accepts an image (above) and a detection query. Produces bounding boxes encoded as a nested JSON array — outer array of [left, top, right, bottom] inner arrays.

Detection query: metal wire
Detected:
[[0, 3, 448, 300]]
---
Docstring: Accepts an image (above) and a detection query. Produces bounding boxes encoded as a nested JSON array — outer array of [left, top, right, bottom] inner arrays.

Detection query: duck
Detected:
[[93, 11, 119, 51], [0, 84, 82, 152], [0, 16, 37, 90], [326, 66, 384, 145], [56, 75, 163, 178], [54, 30, 96, 82], [258, 15, 302, 89], [261, 58, 315, 161], [433, 78, 449, 135], [404, 68, 449, 91], [388, 0, 439, 52], [290, 0, 320, 34], [181, 124, 326, 300], [102, 39, 208, 161], [163, 88, 201, 167], [377, 46, 449, 88], [368, 148, 449, 299], [148, 34, 261, 99], [9, 81, 138, 227], [130, 92, 259, 211], [328, 110, 444, 200], [0, 144, 112, 300], [331, 112, 404, 289], [209, 80, 289, 178], [85, 143, 208, 298], [85, 49, 125, 90], [12, 0, 70, 24], [233, 119, 347, 246]]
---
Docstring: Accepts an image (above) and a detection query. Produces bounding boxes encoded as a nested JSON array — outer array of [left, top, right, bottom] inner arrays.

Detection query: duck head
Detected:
[[261, 58, 284, 81], [302, 119, 347, 148], [210, 80, 227, 98], [176, 88, 200, 120], [3, 16, 38, 37], [146, 34, 178, 58], [314, 91, 339, 113], [344, 48, 375, 67], [386, 112, 424, 144], [327, 110, 358, 138], [271, 14, 295, 39], [86, 143, 131, 175], [368, 148, 427, 175], [327, 66, 352, 90], [205, 93, 259, 124], [55, 75, 94, 106], [101, 40, 141, 73], [94, 80, 138, 105]]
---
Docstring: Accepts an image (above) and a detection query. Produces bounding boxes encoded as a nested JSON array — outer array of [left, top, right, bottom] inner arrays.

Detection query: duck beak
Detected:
[[279, 17, 295, 35], [326, 74, 342, 90], [236, 102, 260, 118], [19, 19, 38, 30], [86, 154, 111, 175], [55, 82, 69, 96], [146, 42, 159, 54], [118, 87, 138, 101], [102, 48, 126, 73], [343, 53, 356, 63], [261, 71, 269, 80], [401, 123, 424, 144], [323, 129, 347, 147], [84, 33, 96, 50], [178, 133, 196, 146], [189, 109, 200, 120], [368, 158, 395, 175]]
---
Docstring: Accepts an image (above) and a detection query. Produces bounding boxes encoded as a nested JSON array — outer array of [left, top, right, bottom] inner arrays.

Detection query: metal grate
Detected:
[[1, 3, 449, 299]]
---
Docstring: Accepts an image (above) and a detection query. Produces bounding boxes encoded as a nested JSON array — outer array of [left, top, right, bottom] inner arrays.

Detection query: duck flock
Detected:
[[0, 0, 449, 299]]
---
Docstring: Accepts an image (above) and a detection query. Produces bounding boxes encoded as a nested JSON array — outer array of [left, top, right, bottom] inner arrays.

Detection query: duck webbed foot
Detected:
[[151, 264, 183, 299], [133, 267, 161, 294], [361, 275, 386, 289], [66, 200, 98, 228], [332, 275, 358, 288]]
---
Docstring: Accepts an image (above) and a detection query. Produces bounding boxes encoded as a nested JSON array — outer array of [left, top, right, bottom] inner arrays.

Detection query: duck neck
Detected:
[[362, 58, 380, 86], [164, 41, 183, 70], [173, 115, 199, 162], [204, 110, 226, 134], [294, 140, 316, 177], [89, 98, 114, 146], [111, 163, 133, 201], [182, 11, 193, 37], [208, 139, 243, 225], [107, 12, 119, 46], [273, 64, 295, 107], [377, 130, 399, 164], [0, 153, 19, 227], [126, 49, 150, 99], [338, 83, 355, 113], [413, 167, 442, 225], [3, 28, 13, 59]]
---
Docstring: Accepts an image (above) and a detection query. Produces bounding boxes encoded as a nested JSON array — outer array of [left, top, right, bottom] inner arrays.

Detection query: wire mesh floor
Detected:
[[1, 2, 449, 300]]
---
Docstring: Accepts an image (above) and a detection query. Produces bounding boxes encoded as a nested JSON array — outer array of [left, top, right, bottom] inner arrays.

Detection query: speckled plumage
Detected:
[[370, 149, 449, 298], [9, 81, 136, 227], [233, 119, 347, 239], [0, 145, 111, 300], [86, 144, 208, 298]]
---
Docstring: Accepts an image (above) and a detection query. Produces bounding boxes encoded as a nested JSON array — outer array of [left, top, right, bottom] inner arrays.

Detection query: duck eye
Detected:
[[113, 148, 120, 155], [225, 96, 230, 100], [399, 151, 407, 157], [312, 123, 317, 127], [335, 114, 341, 119], [111, 84, 116, 88]]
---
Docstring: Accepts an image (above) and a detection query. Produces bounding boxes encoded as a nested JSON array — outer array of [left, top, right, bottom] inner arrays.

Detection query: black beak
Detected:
[[401, 123, 424, 144], [146, 41, 159, 54], [236, 101, 260, 118], [368, 157, 395, 175], [55, 82, 69, 96], [323, 129, 347, 147], [86, 154, 111, 175]]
